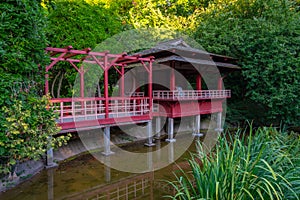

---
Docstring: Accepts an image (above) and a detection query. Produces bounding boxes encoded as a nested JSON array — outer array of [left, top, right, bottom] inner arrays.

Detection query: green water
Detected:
[[0, 137, 200, 200]]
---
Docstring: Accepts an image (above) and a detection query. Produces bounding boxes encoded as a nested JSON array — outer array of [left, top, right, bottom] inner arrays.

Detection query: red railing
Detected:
[[153, 90, 231, 100], [50, 97, 150, 123]]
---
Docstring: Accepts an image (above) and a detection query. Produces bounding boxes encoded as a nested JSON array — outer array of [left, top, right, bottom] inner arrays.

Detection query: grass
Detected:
[[167, 126, 300, 200]]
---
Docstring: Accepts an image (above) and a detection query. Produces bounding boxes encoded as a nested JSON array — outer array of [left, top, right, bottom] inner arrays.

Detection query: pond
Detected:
[[0, 131, 211, 200]]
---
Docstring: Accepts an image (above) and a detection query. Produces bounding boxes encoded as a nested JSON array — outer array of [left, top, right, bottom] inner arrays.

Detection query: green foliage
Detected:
[[0, 0, 48, 81], [194, 0, 300, 126], [128, 0, 203, 32], [44, 0, 124, 97], [0, 1, 68, 175], [168, 127, 300, 199], [0, 93, 70, 174], [45, 0, 122, 49]]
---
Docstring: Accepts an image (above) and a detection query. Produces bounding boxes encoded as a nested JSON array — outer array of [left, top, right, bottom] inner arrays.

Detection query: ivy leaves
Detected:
[[0, 94, 69, 174]]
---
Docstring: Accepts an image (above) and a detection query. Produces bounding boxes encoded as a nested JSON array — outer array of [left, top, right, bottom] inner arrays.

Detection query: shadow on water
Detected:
[[0, 134, 203, 200]]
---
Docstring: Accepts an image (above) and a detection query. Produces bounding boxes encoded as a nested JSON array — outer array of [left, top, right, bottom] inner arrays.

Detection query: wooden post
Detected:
[[196, 74, 202, 90], [218, 77, 223, 90], [120, 65, 125, 97], [104, 55, 109, 118], [166, 118, 176, 142], [170, 62, 175, 91], [45, 71, 49, 94]]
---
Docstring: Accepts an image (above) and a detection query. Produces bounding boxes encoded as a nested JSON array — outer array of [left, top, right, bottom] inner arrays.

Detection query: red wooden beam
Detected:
[[196, 74, 202, 90], [170, 61, 175, 91]]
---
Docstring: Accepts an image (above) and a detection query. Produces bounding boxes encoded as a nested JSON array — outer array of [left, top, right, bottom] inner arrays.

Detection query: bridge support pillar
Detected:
[[145, 121, 155, 147], [193, 115, 203, 137], [215, 112, 223, 132], [154, 117, 161, 139], [102, 126, 114, 156], [46, 137, 57, 168], [166, 118, 176, 142]]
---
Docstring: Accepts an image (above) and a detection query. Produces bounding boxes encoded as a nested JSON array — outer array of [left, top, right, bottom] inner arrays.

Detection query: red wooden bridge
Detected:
[[45, 38, 239, 162]]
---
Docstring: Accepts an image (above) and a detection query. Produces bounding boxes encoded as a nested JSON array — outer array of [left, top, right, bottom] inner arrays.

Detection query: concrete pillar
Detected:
[[145, 121, 155, 147], [46, 137, 57, 168], [193, 115, 203, 137], [102, 126, 114, 156], [215, 112, 223, 132], [166, 118, 176, 142], [155, 117, 161, 139]]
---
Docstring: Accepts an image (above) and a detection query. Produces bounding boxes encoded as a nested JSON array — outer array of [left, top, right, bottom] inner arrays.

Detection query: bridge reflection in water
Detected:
[[45, 140, 183, 200]]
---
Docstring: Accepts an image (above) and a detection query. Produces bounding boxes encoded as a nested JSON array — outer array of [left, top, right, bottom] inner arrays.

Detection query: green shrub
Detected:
[[0, 92, 70, 175], [168, 127, 300, 199]]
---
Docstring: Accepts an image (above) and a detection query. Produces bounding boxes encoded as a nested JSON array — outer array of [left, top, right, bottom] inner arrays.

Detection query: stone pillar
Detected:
[[215, 112, 223, 132], [155, 117, 161, 139], [145, 121, 155, 147], [193, 115, 203, 137], [166, 118, 176, 142], [46, 136, 57, 168], [102, 126, 114, 156]]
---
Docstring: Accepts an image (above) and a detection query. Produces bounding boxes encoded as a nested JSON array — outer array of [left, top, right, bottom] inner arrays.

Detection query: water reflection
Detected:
[[0, 138, 198, 200], [62, 172, 154, 200]]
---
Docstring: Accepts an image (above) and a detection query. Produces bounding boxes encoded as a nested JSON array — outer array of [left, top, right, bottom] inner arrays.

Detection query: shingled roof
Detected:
[[134, 38, 240, 72]]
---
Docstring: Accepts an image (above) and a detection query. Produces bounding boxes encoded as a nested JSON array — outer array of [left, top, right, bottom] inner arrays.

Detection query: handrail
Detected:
[[50, 96, 150, 123], [153, 90, 231, 100], [50, 96, 149, 103]]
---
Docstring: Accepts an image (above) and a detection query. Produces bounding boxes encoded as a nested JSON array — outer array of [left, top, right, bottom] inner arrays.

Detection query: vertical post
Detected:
[[193, 115, 203, 137], [215, 112, 223, 132], [218, 77, 223, 90], [166, 118, 176, 142], [80, 70, 84, 98], [170, 62, 175, 91], [45, 70, 49, 94], [196, 74, 202, 90], [104, 55, 109, 118], [46, 136, 57, 168], [155, 117, 161, 139], [102, 126, 114, 156], [120, 65, 125, 97], [145, 121, 155, 147], [148, 60, 153, 117]]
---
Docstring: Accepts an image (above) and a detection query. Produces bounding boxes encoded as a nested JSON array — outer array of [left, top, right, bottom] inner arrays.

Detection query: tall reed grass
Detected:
[[168, 126, 300, 200]]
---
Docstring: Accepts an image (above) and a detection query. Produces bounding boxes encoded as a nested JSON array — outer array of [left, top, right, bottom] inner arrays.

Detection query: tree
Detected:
[[44, 0, 124, 97], [194, 0, 300, 126], [0, 0, 69, 175]]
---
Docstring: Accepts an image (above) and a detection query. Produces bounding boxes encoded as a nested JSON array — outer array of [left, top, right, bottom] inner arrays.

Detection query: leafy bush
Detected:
[[0, 0, 69, 175], [0, 92, 70, 175], [168, 127, 300, 199]]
